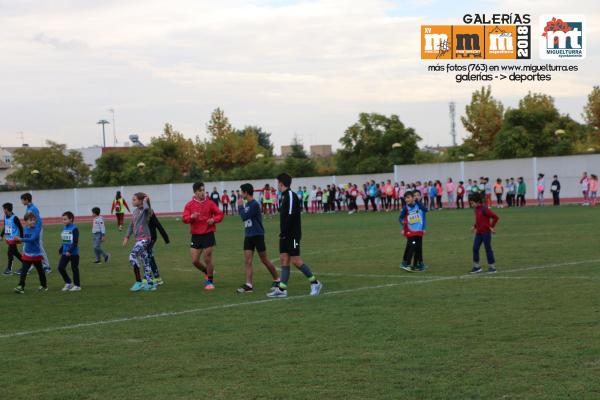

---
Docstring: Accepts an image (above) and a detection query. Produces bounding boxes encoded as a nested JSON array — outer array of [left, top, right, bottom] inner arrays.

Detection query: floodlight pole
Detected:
[[97, 119, 110, 148]]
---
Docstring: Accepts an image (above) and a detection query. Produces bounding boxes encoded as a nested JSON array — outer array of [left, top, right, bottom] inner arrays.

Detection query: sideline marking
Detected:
[[1, 258, 599, 340]]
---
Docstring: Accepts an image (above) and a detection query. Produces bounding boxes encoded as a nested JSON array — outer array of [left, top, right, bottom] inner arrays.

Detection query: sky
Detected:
[[0, 0, 598, 153]]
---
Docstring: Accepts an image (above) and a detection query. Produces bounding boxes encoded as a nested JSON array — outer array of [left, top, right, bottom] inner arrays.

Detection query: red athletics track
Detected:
[[0, 197, 591, 227]]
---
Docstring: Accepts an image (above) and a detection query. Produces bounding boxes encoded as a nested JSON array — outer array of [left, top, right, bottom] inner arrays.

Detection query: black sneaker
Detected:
[[469, 266, 483, 274], [236, 284, 254, 293], [2, 268, 12, 276], [93, 260, 101, 264], [104, 253, 111, 263]]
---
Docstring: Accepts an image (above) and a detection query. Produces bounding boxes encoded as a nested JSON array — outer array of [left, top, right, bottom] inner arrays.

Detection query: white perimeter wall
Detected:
[[0, 154, 596, 218]]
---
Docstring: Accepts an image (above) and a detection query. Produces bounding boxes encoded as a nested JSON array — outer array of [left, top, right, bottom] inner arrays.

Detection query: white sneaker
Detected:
[[61, 284, 73, 292], [310, 281, 322, 296], [267, 287, 288, 298], [69, 285, 81, 292]]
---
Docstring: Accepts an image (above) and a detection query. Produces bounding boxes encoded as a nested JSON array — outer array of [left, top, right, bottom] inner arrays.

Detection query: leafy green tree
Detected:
[[151, 123, 199, 180], [494, 92, 565, 158], [461, 86, 504, 155], [237, 126, 274, 156], [7, 141, 90, 189], [91, 151, 128, 186], [336, 113, 420, 174], [203, 108, 261, 171], [583, 86, 600, 141], [281, 138, 316, 177]]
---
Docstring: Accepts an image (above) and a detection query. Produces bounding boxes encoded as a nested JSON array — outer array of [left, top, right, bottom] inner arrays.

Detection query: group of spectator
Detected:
[[202, 172, 599, 216]]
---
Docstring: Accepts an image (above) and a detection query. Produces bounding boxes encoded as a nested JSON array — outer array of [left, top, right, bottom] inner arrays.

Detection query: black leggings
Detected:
[[367, 197, 377, 211], [457, 196, 464, 209], [403, 236, 423, 266], [7, 244, 22, 270], [19, 260, 46, 288], [58, 254, 80, 286]]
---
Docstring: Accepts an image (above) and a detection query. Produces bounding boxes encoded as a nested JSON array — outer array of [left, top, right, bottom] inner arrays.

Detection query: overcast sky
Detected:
[[0, 0, 598, 153]]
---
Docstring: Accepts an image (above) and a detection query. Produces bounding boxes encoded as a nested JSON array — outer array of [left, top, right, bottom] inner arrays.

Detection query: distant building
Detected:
[[310, 145, 332, 158], [280, 145, 299, 157], [281, 144, 333, 158]]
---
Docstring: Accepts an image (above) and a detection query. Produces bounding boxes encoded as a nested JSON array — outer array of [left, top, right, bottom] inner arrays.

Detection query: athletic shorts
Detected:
[[279, 237, 300, 256], [190, 232, 216, 249], [244, 235, 267, 253]]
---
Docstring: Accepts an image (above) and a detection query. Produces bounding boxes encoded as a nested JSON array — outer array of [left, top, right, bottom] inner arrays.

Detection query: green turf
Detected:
[[1, 205, 600, 399]]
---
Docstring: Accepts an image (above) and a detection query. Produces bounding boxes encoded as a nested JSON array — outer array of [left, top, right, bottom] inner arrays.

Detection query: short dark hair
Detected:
[[20, 193, 32, 202], [92, 207, 101, 215], [277, 173, 292, 188], [469, 192, 483, 204], [24, 212, 36, 221], [3, 202, 13, 212], [240, 183, 254, 195], [413, 189, 421, 196], [404, 191, 414, 199], [62, 211, 75, 221], [193, 182, 204, 192]]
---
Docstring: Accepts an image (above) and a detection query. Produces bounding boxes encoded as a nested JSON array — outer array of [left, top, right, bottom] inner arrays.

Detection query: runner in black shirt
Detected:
[[268, 173, 322, 298]]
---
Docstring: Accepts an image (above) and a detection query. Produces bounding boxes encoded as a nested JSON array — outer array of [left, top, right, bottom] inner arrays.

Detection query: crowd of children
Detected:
[[0, 171, 595, 294]]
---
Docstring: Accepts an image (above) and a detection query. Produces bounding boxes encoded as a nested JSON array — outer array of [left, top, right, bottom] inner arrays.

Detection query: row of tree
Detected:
[[5, 86, 600, 189]]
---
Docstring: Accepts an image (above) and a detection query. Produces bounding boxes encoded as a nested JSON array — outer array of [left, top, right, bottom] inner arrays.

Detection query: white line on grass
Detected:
[[170, 268, 428, 280], [1, 258, 599, 340]]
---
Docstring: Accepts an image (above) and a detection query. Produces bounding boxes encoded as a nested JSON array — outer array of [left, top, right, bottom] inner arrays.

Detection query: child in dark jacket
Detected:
[[58, 211, 81, 291]]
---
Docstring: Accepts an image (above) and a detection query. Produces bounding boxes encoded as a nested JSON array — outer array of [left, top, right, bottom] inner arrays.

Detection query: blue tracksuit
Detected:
[[239, 199, 265, 237]]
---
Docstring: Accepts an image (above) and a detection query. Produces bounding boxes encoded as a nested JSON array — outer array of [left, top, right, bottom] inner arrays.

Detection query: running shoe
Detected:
[[236, 284, 253, 293], [267, 287, 288, 298], [61, 283, 73, 292], [14, 285, 24, 294], [469, 266, 483, 274], [310, 281, 322, 296], [130, 281, 144, 292], [69, 286, 81, 292]]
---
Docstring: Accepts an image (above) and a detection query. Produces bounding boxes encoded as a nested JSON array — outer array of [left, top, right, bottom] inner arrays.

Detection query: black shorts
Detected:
[[190, 233, 216, 249], [244, 235, 267, 253], [279, 237, 300, 256]]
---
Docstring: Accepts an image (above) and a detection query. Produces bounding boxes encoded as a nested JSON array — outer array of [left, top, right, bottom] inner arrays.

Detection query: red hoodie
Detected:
[[473, 205, 499, 234], [182, 196, 224, 235]]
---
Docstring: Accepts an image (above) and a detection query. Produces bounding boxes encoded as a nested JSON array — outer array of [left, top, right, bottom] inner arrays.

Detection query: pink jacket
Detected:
[[446, 182, 455, 193]]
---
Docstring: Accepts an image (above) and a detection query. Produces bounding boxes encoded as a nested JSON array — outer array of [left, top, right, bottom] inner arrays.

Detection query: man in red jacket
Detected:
[[468, 192, 499, 274], [182, 182, 224, 290]]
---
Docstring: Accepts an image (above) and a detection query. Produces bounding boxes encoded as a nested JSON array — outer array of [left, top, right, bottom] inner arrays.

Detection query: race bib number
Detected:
[[244, 219, 253, 228], [551, 185, 558, 191], [61, 231, 73, 244], [407, 211, 422, 225], [5, 226, 12, 235], [115, 204, 121, 212]]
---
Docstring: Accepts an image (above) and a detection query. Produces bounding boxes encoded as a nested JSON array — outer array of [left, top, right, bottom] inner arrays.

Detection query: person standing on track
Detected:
[[111, 191, 130, 231]]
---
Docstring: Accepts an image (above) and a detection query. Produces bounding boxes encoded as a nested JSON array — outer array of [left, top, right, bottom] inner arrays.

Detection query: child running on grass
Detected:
[[91, 207, 110, 264], [13, 212, 47, 293], [123, 193, 156, 292], [399, 191, 427, 272], [1, 202, 23, 276], [469, 192, 499, 274], [58, 211, 81, 291]]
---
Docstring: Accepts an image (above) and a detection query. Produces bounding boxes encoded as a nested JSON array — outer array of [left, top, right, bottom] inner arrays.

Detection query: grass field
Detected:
[[1, 205, 600, 399]]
